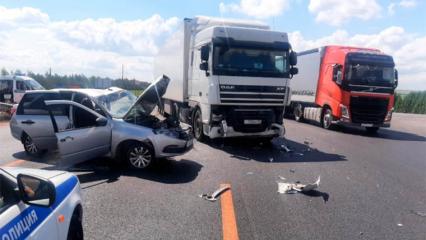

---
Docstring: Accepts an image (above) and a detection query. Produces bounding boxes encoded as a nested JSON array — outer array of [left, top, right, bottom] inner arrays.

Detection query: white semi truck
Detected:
[[155, 16, 298, 141]]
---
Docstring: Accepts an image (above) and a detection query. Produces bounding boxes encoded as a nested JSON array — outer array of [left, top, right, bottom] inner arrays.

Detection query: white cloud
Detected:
[[0, 6, 179, 81], [399, 0, 417, 8], [289, 27, 426, 90], [219, 0, 290, 19], [308, 0, 382, 26], [388, 3, 396, 15]]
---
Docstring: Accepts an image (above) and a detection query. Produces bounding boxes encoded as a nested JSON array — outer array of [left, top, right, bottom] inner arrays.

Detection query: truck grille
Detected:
[[226, 109, 275, 133], [219, 85, 286, 105], [350, 96, 389, 124]]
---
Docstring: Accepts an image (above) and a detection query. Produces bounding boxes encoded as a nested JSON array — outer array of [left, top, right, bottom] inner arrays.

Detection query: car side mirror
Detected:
[[290, 67, 298, 76], [17, 174, 56, 207], [200, 45, 210, 61], [289, 51, 297, 66], [332, 64, 343, 85], [96, 117, 108, 127]]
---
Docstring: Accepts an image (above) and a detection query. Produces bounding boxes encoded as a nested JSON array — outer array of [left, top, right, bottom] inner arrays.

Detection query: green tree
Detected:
[[1, 68, 8, 76]]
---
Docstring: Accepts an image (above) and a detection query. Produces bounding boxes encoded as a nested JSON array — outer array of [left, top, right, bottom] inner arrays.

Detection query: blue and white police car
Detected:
[[0, 167, 83, 240]]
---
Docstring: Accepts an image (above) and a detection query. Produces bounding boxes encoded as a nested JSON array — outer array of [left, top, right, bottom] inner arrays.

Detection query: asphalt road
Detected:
[[1, 113, 425, 240]]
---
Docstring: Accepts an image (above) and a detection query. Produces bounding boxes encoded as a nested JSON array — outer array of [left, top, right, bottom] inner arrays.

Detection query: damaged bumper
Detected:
[[333, 118, 391, 128], [206, 121, 285, 139]]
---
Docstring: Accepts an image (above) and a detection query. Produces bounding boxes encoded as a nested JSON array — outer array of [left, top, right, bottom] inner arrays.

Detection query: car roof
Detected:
[[26, 87, 126, 98]]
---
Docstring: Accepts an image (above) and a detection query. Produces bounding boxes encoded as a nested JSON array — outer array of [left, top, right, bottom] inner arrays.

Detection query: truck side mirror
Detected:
[[332, 64, 343, 85], [289, 51, 297, 66], [200, 45, 210, 61], [394, 69, 398, 88], [290, 67, 298, 76]]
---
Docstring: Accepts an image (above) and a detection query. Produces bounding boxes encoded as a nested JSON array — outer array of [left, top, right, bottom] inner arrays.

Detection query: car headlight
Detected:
[[384, 108, 393, 122], [340, 104, 350, 119]]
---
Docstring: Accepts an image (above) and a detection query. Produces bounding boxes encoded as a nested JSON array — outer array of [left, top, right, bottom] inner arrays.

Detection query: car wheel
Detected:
[[293, 103, 304, 122], [321, 108, 333, 130], [366, 127, 379, 134], [23, 134, 41, 157], [193, 108, 205, 141], [67, 212, 83, 240], [126, 142, 154, 169]]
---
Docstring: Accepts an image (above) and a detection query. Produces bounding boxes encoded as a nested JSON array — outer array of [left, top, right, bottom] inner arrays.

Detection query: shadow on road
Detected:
[[339, 126, 426, 142], [206, 137, 347, 163], [301, 190, 330, 203], [43, 157, 203, 187]]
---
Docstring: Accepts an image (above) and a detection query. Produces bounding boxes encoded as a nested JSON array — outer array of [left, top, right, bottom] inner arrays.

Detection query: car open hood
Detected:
[[123, 75, 170, 118]]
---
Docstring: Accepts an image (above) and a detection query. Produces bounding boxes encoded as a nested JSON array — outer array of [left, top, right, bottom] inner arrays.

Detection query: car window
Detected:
[[0, 175, 19, 214], [72, 104, 98, 129], [18, 92, 64, 115], [73, 93, 106, 117], [16, 80, 29, 91]]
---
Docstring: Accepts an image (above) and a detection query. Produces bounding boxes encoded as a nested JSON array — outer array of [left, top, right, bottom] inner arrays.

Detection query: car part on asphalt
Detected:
[[277, 176, 320, 194], [199, 186, 231, 202]]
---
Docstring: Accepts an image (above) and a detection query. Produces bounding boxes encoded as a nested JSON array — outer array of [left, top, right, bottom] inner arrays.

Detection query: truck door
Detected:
[[45, 100, 111, 166]]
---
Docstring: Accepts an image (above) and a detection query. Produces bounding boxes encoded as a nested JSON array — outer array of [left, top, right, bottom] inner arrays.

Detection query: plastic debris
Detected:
[[289, 169, 296, 173], [278, 176, 286, 180], [281, 145, 292, 153], [397, 223, 403, 227], [269, 157, 274, 162], [246, 172, 254, 175], [278, 176, 321, 194], [199, 186, 231, 202], [410, 210, 426, 217]]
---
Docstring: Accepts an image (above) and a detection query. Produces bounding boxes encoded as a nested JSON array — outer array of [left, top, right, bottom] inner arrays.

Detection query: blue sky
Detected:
[[0, 0, 425, 89]]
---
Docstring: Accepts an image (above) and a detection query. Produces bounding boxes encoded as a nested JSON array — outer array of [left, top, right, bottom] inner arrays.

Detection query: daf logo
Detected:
[[221, 85, 235, 90]]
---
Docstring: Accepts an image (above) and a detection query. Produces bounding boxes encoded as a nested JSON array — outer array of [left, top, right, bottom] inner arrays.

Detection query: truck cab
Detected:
[[289, 46, 397, 133], [0, 75, 45, 104], [156, 16, 298, 140]]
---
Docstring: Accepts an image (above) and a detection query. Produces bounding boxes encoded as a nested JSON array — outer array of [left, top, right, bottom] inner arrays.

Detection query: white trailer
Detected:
[[155, 16, 298, 141]]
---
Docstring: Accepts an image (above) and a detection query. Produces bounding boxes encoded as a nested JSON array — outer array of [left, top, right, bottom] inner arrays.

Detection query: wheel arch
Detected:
[[114, 139, 155, 160]]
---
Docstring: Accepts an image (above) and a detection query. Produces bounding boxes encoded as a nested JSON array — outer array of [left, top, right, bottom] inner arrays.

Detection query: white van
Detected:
[[0, 75, 45, 104]]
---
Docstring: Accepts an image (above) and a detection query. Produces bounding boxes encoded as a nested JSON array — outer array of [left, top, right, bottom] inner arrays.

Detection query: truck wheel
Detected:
[[126, 142, 155, 169], [67, 211, 83, 240], [22, 134, 42, 157], [193, 109, 205, 141], [321, 108, 333, 130], [293, 104, 304, 122], [366, 127, 379, 134]]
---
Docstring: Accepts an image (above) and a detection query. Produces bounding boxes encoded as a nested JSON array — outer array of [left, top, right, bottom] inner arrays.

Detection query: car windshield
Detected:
[[96, 90, 137, 118], [346, 63, 395, 86], [213, 46, 289, 77], [26, 79, 44, 90]]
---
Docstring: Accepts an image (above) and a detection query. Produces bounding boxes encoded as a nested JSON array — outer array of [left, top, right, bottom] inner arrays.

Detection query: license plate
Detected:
[[361, 123, 374, 127], [244, 119, 262, 125]]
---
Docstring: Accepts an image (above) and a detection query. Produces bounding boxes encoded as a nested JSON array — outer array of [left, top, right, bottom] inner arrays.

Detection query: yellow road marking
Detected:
[[220, 183, 239, 240]]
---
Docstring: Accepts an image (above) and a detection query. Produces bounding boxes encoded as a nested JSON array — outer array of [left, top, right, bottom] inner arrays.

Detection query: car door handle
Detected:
[[21, 120, 35, 125], [60, 136, 74, 142]]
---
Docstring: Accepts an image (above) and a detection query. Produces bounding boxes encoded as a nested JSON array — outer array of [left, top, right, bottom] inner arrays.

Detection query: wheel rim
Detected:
[[128, 146, 152, 168], [194, 111, 203, 139], [323, 111, 332, 128], [24, 136, 38, 154]]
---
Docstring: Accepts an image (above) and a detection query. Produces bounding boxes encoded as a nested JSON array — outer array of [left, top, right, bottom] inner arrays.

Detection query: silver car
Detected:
[[9, 76, 193, 169]]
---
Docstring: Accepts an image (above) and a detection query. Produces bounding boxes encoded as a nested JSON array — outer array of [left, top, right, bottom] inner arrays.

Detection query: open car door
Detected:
[[44, 100, 112, 166]]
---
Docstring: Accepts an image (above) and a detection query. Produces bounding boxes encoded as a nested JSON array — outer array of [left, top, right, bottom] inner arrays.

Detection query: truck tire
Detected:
[[366, 127, 379, 134], [125, 142, 155, 169], [293, 103, 304, 122], [193, 108, 205, 141], [321, 108, 333, 130]]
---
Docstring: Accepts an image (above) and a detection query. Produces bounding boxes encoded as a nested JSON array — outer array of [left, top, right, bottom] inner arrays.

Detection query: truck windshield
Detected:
[[26, 79, 45, 90], [213, 46, 289, 78], [346, 63, 395, 87]]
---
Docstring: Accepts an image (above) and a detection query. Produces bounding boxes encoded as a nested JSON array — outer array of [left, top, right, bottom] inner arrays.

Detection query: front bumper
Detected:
[[206, 123, 285, 139], [333, 118, 391, 128], [162, 138, 194, 154]]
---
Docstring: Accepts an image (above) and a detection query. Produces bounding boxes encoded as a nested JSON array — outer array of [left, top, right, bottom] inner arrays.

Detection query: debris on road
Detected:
[[246, 172, 254, 175], [199, 186, 231, 202], [289, 169, 296, 173], [277, 176, 321, 194], [410, 210, 426, 218], [278, 176, 286, 180], [281, 144, 292, 153], [397, 223, 403, 227]]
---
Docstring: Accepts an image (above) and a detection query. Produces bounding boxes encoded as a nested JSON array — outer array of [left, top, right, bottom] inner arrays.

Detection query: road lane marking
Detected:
[[220, 183, 239, 240], [1, 159, 26, 167]]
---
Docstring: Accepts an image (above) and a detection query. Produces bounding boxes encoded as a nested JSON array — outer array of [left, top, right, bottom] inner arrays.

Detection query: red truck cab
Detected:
[[289, 46, 397, 133]]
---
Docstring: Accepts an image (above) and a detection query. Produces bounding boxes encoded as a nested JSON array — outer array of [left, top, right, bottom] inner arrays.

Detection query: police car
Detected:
[[0, 167, 83, 240]]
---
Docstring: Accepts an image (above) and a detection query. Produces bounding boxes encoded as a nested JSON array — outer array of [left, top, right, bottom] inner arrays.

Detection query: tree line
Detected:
[[1, 68, 150, 90], [394, 91, 426, 114]]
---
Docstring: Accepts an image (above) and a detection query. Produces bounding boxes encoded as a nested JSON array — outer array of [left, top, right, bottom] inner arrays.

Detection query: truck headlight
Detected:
[[340, 104, 350, 119], [384, 108, 393, 122]]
